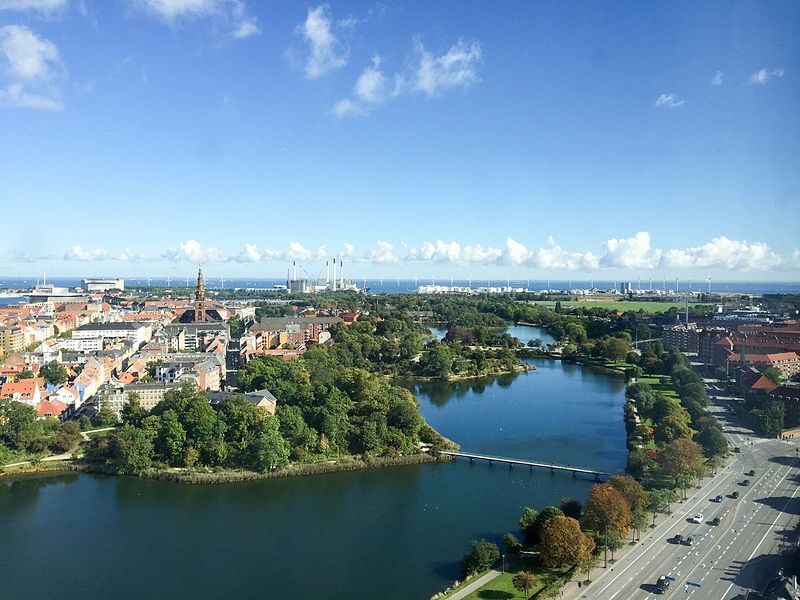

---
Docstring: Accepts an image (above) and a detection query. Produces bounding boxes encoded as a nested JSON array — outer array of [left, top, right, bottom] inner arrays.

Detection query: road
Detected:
[[564, 397, 799, 600]]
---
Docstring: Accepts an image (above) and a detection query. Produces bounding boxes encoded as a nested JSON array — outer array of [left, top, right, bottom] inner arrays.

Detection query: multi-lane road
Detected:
[[565, 395, 799, 600]]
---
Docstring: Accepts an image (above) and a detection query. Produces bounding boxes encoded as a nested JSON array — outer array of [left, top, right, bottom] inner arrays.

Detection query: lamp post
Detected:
[[501, 554, 505, 574]]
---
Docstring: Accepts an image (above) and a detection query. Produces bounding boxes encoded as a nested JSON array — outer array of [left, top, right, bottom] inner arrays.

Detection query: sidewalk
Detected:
[[446, 569, 501, 600]]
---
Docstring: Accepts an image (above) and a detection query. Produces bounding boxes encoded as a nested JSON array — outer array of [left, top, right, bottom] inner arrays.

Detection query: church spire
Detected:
[[196, 265, 205, 301], [194, 265, 207, 322]]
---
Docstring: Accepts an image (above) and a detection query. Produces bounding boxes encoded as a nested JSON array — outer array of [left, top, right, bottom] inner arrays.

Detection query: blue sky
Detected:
[[0, 0, 798, 280]]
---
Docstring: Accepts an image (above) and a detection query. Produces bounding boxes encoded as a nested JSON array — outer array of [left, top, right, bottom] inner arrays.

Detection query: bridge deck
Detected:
[[440, 451, 609, 477]]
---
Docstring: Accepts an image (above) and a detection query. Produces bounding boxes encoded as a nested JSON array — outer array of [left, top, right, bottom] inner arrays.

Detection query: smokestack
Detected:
[[292, 261, 296, 280], [332, 258, 337, 291], [340, 260, 344, 289], [685, 297, 689, 325], [326, 260, 330, 285]]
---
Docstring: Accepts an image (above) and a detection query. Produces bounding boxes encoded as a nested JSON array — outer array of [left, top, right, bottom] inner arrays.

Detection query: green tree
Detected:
[[696, 425, 728, 457], [93, 402, 119, 428], [460, 539, 500, 577], [121, 393, 147, 427], [154, 410, 187, 465], [764, 366, 782, 385], [0, 399, 44, 452], [50, 421, 81, 453], [519, 506, 539, 545], [17, 369, 34, 379], [559, 497, 583, 520], [502, 533, 523, 555], [657, 438, 704, 485], [654, 414, 692, 444], [110, 424, 154, 475], [251, 416, 290, 472], [40, 360, 68, 386], [532, 505, 564, 544]]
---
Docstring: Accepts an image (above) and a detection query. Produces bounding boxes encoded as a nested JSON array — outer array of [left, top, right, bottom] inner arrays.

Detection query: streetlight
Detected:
[[501, 554, 505, 573]]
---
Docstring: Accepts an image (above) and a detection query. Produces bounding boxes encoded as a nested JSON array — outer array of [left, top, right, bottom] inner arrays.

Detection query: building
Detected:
[[663, 323, 700, 353], [73, 322, 150, 347], [734, 352, 800, 380], [206, 388, 277, 415], [250, 316, 342, 349], [0, 377, 45, 406], [98, 381, 180, 415], [81, 278, 125, 292], [0, 324, 24, 356], [162, 322, 228, 352], [770, 386, 800, 429]]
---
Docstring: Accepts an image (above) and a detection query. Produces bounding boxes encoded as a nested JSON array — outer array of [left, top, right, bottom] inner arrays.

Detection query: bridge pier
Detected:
[[572, 471, 576, 478]]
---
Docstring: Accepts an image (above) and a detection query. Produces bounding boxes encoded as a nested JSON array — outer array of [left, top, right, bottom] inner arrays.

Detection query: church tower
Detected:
[[194, 265, 207, 323]]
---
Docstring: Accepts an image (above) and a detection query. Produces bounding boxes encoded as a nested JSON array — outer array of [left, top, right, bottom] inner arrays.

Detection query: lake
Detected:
[[0, 328, 626, 600]]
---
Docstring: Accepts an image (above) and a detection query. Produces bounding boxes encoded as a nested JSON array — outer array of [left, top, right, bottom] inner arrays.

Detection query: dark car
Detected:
[[734, 447, 741, 453], [712, 517, 721, 526], [715, 494, 724, 503], [731, 491, 740, 499], [655, 575, 670, 594], [671, 534, 685, 544], [742, 479, 750, 486], [747, 469, 755, 476], [680, 536, 694, 546]]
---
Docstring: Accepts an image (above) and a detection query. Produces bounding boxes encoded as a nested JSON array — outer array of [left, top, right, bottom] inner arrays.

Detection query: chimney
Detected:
[[340, 260, 344, 289], [292, 261, 296, 280], [326, 260, 330, 285], [332, 258, 337, 291]]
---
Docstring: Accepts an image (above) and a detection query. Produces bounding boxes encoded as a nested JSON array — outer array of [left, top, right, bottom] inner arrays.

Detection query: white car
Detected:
[[689, 514, 703, 524]]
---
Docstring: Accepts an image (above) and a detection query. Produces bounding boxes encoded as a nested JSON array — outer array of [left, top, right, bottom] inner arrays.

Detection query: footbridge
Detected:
[[440, 451, 609, 480]]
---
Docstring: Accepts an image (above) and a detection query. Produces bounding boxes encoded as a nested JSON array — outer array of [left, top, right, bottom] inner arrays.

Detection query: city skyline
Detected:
[[1, 1, 799, 279]]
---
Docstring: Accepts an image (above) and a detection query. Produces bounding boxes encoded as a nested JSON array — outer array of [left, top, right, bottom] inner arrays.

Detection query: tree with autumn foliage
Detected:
[[539, 515, 596, 569], [609, 474, 650, 514], [583, 482, 632, 567], [512, 571, 539, 600], [657, 437, 704, 485]]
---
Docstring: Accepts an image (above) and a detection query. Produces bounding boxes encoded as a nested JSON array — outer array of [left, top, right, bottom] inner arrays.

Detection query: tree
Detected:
[[764, 366, 782, 385], [50, 421, 81, 453], [577, 551, 600, 584], [512, 571, 539, 600], [609, 475, 650, 514], [93, 402, 119, 428], [647, 488, 672, 526], [654, 414, 692, 444], [121, 393, 147, 427], [251, 416, 290, 472], [460, 540, 500, 577], [696, 425, 728, 458], [519, 506, 539, 545], [631, 510, 649, 542], [154, 410, 187, 465], [17, 369, 34, 379], [559, 497, 583, 520], [110, 424, 154, 475], [539, 515, 595, 569], [502, 533, 523, 555], [531, 505, 564, 544], [0, 398, 44, 452], [657, 438, 704, 485], [40, 360, 67, 386], [583, 483, 632, 568]]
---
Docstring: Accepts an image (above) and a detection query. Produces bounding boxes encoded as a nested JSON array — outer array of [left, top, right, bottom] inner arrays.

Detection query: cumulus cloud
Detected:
[[233, 242, 327, 263], [117, 248, 144, 262], [0, 0, 67, 14], [364, 240, 398, 264], [163, 239, 226, 263], [333, 38, 482, 118], [130, 0, 260, 40], [64, 245, 107, 261], [660, 236, 782, 271], [749, 67, 784, 85], [655, 93, 685, 109], [297, 4, 350, 79], [601, 232, 661, 269], [710, 70, 724, 87], [0, 24, 66, 110]]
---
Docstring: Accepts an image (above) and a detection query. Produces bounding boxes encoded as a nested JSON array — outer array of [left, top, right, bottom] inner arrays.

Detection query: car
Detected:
[[747, 469, 755, 476], [680, 536, 694, 546], [689, 513, 703, 523], [671, 534, 685, 544], [734, 446, 741, 453], [715, 494, 724, 503], [655, 575, 671, 594], [712, 517, 721, 526], [731, 491, 740, 499], [742, 479, 750, 486]]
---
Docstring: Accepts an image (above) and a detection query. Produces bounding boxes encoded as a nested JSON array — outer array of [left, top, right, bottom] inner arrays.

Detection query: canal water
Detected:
[[0, 327, 627, 600]]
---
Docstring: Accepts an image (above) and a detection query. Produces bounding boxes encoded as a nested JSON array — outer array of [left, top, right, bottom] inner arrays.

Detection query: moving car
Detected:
[[731, 491, 740, 499], [680, 536, 694, 546], [712, 517, 721, 526], [689, 513, 703, 523], [655, 575, 670, 594], [715, 495, 724, 502], [671, 534, 685, 544], [742, 479, 750, 486], [734, 447, 741, 453], [747, 469, 755, 476]]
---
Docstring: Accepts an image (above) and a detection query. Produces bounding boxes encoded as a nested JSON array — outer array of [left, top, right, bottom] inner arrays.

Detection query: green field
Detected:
[[528, 300, 704, 314], [637, 374, 679, 399], [460, 558, 571, 599]]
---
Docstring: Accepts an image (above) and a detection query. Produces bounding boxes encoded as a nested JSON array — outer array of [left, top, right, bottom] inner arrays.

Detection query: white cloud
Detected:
[[333, 38, 482, 118], [749, 67, 784, 85], [163, 239, 227, 263], [710, 70, 724, 87], [410, 38, 482, 97], [0, 25, 65, 110], [131, 0, 260, 40], [64, 245, 107, 261], [0, 0, 67, 13], [117, 248, 143, 262], [601, 232, 660, 269], [365, 240, 398, 264], [298, 4, 349, 79], [655, 93, 685, 109], [660, 236, 782, 271]]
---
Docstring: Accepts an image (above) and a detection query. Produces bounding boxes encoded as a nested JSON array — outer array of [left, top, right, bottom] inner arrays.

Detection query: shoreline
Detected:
[[1, 451, 455, 485]]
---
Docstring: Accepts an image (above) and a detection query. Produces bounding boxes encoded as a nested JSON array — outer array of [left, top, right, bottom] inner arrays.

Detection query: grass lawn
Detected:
[[528, 300, 706, 315], [462, 557, 572, 600], [637, 374, 679, 399]]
